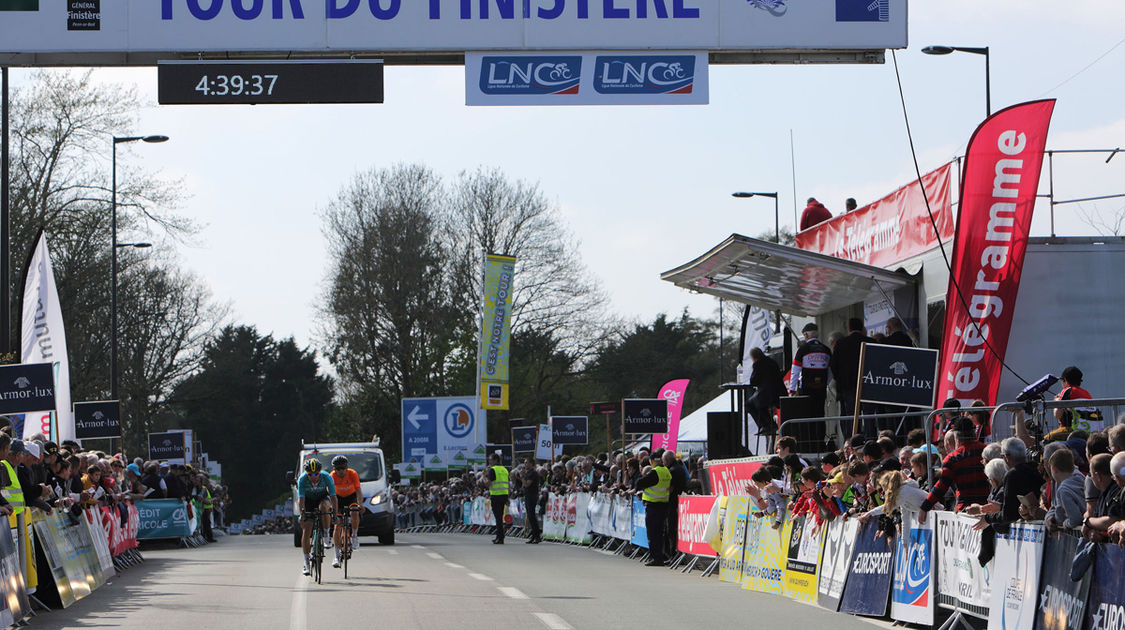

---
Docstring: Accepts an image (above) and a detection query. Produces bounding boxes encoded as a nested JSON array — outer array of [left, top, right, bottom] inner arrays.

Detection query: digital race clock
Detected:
[[157, 60, 384, 105]]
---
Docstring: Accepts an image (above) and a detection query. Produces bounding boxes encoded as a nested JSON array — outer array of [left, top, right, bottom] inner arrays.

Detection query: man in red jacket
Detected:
[[799, 197, 832, 231]]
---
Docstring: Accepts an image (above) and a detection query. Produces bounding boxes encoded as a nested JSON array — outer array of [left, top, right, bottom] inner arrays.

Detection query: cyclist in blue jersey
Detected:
[[297, 459, 337, 575]]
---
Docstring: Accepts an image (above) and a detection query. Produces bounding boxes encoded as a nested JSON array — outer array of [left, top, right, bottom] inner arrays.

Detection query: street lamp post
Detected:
[[922, 45, 990, 118], [111, 135, 167, 401], [731, 191, 781, 333]]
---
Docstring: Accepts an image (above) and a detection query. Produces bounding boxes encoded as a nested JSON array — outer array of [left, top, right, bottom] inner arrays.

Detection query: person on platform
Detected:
[[635, 455, 673, 566], [790, 323, 832, 417], [519, 459, 542, 544], [884, 317, 915, 347], [483, 453, 510, 544], [799, 197, 832, 231], [747, 347, 785, 435], [1046, 366, 1096, 441], [844, 198, 858, 213], [830, 317, 876, 420]]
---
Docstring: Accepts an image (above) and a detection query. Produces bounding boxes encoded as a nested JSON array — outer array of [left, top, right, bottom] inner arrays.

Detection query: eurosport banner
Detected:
[[936, 100, 1056, 405], [631, 497, 648, 549], [706, 457, 767, 497], [933, 512, 991, 618], [891, 512, 935, 626], [988, 522, 1045, 630], [466, 52, 708, 106], [795, 162, 954, 268], [1035, 532, 1089, 630], [783, 514, 824, 604], [611, 495, 632, 541], [20, 231, 72, 442], [1084, 543, 1125, 630], [719, 496, 750, 584], [817, 517, 859, 611], [742, 509, 787, 595], [0, 2, 907, 60], [651, 379, 690, 453], [676, 495, 717, 557], [136, 499, 192, 540], [839, 519, 895, 617], [479, 253, 515, 410]]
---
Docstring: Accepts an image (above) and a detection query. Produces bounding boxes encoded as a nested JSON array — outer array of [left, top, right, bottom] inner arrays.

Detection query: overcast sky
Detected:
[[9, 0, 1125, 354]]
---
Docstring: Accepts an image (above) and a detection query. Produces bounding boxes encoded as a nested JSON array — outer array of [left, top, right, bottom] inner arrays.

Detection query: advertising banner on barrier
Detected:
[[719, 497, 751, 584], [742, 509, 786, 595], [988, 522, 1044, 630], [1035, 532, 1090, 630], [840, 519, 896, 617], [891, 512, 935, 626], [934, 512, 991, 618], [783, 514, 824, 604], [936, 100, 1056, 405], [0, 522, 27, 628], [84, 510, 116, 581], [136, 499, 192, 539], [543, 494, 566, 541], [565, 493, 593, 544], [588, 493, 613, 537], [631, 498, 648, 549], [1084, 543, 1125, 630], [612, 496, 632, 541], [706, 458, 767, 497], [817, 517, 859, 611], [34, 510, 104, 607], [676, 495, 718, 557]]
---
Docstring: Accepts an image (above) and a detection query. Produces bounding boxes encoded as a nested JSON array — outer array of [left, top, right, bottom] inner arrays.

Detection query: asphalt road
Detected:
[[26, 532, 892, 630]]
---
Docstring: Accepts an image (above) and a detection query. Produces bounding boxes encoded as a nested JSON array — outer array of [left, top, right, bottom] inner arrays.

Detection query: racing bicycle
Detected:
[[341, 503, 361, 579], [306, 510, 330, 584]]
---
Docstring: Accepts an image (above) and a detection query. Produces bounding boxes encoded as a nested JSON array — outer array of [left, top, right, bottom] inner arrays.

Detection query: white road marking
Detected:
[[498, 587, 529, 600], [289, 575, 308, 630], [445, 562, 464, 569], [426, 552, 443, 560], [387, 549, 399, 555], [532, 613, 573, 629], [468, 573, 494, 581], [410, 545, 426, 549]]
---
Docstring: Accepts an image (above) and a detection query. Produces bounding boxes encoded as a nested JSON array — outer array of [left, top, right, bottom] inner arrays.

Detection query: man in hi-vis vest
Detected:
[[483, 453, 510, 544], [635, 455, 673, 566], [0, 435, 20, 524]]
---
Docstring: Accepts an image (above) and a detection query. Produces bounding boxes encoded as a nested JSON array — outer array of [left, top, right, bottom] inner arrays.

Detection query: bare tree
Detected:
[[445, 167, 614, 361], [1077, 202, 1125, 236]]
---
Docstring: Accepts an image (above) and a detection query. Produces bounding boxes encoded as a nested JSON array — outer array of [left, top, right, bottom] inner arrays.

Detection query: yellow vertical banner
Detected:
[[479, 254, 515, 410], [719, 496, 750, 584]]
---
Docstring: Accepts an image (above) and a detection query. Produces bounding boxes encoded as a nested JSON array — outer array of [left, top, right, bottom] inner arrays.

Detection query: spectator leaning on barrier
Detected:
[[918, 417, 988, 523], [1107, 452, 1125, 545], [1083, 453, 1123, 541], [1045, 448, 1087, 532], [988, 438, 1044, 525]]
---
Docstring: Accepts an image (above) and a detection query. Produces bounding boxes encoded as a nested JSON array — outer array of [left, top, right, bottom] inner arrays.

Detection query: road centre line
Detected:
[[387, 549, 399, 555], [410, 545, 426, 549], [445, 562, 464, 569], [289, 575, 308, 630], [498, 586, 529, 600], [532, 612, 573, 629], [468, 573, 494, 581], [426, 552, 443, 560]]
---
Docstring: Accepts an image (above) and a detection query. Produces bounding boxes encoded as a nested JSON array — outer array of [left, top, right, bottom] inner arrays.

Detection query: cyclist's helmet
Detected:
[[332, 455, 348, 470], [304, 459, 322, 474]]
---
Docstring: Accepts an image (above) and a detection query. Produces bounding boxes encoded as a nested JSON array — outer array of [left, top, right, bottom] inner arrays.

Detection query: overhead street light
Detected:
[[732, 191, 781, 333], [922, 45, 991, 117], [111, 135, 167, 402]]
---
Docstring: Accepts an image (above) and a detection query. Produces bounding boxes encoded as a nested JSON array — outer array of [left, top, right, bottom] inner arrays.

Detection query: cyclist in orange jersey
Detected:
[[330, 456, 364, 567]]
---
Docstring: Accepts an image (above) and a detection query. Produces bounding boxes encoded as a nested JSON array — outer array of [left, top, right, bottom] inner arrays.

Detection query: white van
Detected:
[[289, 440, 399, 547]]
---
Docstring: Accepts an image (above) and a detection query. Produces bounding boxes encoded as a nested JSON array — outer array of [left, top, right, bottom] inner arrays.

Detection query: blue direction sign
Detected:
[[401, 399, 437, 463]]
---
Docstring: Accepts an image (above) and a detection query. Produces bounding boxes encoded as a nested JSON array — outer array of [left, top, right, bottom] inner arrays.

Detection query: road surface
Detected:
[[28, 532, 891, 630]]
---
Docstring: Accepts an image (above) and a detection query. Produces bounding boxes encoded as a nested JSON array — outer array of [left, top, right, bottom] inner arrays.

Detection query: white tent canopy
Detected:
[[677, 392, 769, 456]]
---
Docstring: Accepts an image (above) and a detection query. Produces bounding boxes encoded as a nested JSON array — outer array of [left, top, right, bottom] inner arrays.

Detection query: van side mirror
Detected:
[[390, 469, 401, 484], [285, 471, 295, 485]]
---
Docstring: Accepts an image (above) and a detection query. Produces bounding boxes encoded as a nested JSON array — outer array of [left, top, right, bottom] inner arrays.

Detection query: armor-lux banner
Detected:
[[937, 100, 1055, 405], [796, 162, 954, 269], [479, 253, 515, 410]]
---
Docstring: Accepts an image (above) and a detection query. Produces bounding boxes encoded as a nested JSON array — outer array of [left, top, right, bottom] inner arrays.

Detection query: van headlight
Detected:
[[370, 495, 384, 505]]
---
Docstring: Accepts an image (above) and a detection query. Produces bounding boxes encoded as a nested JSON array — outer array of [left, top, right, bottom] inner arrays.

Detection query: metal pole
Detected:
[[851, 343, 867, 437], [773, 194, 781, 334], [111, 140, 118, 400], [983, 47, 991, 117], [1, 66, 9, 355], [1048, 151, 1056, 237], [719, 297, 724, 385]]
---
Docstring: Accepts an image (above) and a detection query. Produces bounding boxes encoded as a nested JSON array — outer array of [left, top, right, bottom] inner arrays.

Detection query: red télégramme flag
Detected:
[[937, 100, 1056, 405], [650, 379, 690, 452]]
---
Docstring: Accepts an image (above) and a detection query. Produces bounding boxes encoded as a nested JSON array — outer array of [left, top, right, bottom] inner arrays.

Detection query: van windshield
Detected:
[[306, 452, 383, 483]]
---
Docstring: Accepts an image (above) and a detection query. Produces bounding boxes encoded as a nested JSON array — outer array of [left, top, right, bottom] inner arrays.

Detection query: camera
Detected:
[[1016, 374, 1058, 403]]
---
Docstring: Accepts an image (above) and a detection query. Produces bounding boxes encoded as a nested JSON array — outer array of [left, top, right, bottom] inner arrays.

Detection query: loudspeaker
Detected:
[[707, 411, 741, 459], [779, 395, 826, 449]]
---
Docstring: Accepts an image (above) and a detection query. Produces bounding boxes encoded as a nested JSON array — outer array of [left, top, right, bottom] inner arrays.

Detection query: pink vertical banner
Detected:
[[650, 379, 690, 452]]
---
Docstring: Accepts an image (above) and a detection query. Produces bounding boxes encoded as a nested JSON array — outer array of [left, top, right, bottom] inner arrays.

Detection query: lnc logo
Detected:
[[594, 56, 696, 95], [480, 56, 582, 95]]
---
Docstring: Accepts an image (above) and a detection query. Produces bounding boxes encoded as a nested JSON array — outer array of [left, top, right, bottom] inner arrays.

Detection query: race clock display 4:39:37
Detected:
[[194, 74, 278, 96]]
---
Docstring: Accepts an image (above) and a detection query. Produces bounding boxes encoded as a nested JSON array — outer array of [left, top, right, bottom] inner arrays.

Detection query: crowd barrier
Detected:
[[410, 485, 1125, 630]]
